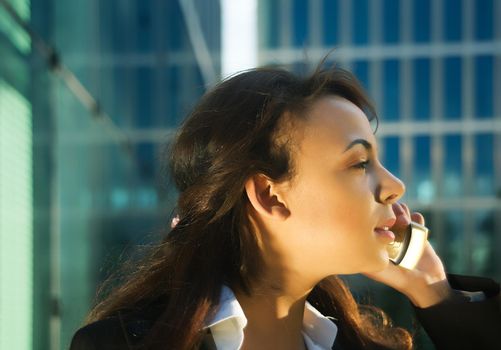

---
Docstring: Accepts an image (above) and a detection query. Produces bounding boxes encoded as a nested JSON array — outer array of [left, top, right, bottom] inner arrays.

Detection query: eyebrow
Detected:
[[343, 138, 373, 153]]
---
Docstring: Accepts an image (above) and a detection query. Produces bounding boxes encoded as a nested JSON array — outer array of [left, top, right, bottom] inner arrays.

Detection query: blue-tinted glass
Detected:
[[167, 65, 179, 125], [475, 0, 493, 40], [323, 0, 339, 45], [136, 142, 155, 180], [352, 60, 369, 91], [444, 210, 466, 272], [109, 2, 133, 53], [383, 0, 400, 43], [383, 59, 400, 121], [113, 67, 132, 127], [474, 55, 493, 118], [267, 0, 279, 48], [412, 136, 434, 202], [135, 67, 152, 128], [443, 57, 462, 119], [443, 0, 462, 41], [165, 0, 184, 50], [137, 0, 153, 53], [196, 0, 221, 52], [352, 0, 369, 45], [443, 134, 463, 197], [473, 211, 496, 275], [412, 0, 431, 42], [474, 134, 494, 196], [383, 136, 400, 178], [293, 0, 309, 46], [413, 58, 431, 120]]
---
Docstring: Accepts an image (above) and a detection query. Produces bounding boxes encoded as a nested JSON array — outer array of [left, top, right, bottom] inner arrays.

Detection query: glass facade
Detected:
[[443, 134, 463, 197], [443, 56, 462, 120], [412, 58, 431, 120], [352, 0, 369, 45], [0, 1, 33, 349], [412, 135, 433, 203], [259, 1, 500, 348], [1, 0, 220, 349], [1, 0, 500, 349], [382, 59, 400, 121], [412, 0, 431, 43], [474, 55, 494, 118]]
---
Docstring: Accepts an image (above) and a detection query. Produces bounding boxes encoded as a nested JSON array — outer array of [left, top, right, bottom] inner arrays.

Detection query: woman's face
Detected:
[[271, 95, 405, 279]]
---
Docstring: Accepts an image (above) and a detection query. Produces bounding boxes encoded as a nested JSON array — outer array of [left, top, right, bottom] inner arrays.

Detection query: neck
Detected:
[[235, 278, 313, 350]]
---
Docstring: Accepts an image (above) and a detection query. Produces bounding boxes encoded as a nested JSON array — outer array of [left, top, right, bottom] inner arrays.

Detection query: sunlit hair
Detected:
[[87, 63, 414, 349]]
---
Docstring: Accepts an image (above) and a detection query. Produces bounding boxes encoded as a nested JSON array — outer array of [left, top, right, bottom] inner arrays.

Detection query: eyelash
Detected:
[[353, 160, 370, 170]]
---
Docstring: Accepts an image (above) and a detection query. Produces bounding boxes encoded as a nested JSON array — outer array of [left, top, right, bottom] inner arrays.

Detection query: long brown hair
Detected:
[[87, 64, 414, 349]]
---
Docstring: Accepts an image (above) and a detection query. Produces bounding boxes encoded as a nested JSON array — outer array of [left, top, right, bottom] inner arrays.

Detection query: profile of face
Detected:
[[246, 95, 406, 284]]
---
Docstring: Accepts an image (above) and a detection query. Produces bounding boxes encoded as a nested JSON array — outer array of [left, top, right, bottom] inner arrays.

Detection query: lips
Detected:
[[374, 227, 396, 242], [375, 217, 397, 231], [374, 217, 397, 243]]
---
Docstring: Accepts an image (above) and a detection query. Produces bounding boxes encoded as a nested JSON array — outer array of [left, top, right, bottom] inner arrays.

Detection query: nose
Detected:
[[375, 165, 406, 204]]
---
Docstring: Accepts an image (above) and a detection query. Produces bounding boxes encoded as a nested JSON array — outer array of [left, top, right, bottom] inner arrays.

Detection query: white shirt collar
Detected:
[[204, 286, 338, 350]]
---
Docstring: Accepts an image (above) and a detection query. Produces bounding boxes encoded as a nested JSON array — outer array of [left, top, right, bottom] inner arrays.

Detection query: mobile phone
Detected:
[[387, 221, 429, 270]]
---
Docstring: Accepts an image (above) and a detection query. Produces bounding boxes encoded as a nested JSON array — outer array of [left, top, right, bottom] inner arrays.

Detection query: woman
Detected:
[[70, 64, 501, 349]]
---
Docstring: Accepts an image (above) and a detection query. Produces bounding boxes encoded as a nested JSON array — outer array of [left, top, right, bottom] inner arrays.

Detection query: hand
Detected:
[[363, 202, 454, 308]]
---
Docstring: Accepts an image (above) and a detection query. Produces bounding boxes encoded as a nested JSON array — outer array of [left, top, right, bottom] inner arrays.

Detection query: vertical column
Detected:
[[338, 0, 351, 46], [462, 0, 474, 272], [400, 0, 412, 202], [309, 0, 321, 49], [370, 0, 382, 45], [430, 0, 445, 252], [494, 0, 501, 281], [279, 0, 292, 48]]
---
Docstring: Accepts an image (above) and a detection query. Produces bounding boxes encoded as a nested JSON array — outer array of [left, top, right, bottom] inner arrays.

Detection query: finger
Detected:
[[393, 202, 411, 226], [410, 212, 425, 226], [400, 202, 411, 218]]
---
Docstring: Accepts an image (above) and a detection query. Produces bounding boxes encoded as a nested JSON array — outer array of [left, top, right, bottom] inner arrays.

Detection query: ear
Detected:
[[244, 174, 290, 221]]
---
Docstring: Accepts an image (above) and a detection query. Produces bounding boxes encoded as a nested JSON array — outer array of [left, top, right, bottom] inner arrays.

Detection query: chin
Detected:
[[366, 256, 391, 273]]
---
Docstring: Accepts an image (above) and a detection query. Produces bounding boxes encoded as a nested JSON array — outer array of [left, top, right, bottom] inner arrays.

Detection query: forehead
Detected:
[[300, 96, 377, 154]]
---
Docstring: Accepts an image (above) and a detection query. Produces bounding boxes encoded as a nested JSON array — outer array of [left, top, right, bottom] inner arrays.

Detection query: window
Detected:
[[382, 59, 400, 121], [352, 60, 369, 91], [0, 79, 33, 350], [137, 0, 153, 53], [135, 142, 156, 181], [266, 0, 280, 48], [443, 57, 462, 120], [412, 0, 431, 43], [322, 0, 339, 45], [412, 58, 431, 120], [443, 210, 466, 272], [135, 67, 153, 128], [163, 1, 185, 50], [167, 65, 180, 125], [472, 210, 496, 275], [352, 0, 369, 45], [293, 0, 309, 46], [474, 55, 493, 119], [443, 134, 463, 197], [474, 0, 493, 41], [412, 135, 434, 202], [383, 0, 400, 43], [474, 134, 494, 196], [443, 0, 462, 42], [382, 136, 400, 178]]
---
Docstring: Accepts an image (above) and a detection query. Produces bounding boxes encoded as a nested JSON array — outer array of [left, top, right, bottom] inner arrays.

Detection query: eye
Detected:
[[352, 160, 370, 171]]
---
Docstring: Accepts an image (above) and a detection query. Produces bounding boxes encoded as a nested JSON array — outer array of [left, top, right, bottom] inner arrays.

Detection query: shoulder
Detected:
[[69, 312, 154, 350]]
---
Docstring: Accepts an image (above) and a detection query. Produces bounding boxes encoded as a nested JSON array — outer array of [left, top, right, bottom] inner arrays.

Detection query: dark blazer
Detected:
[[70, 274, 501, 350], [412, 273, 501, 350]]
